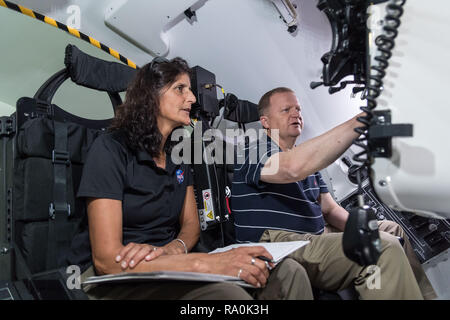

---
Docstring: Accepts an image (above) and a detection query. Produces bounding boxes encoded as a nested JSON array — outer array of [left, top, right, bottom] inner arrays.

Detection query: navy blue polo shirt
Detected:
[[67, 130, 193, 271], [232, 135, 329, 243]]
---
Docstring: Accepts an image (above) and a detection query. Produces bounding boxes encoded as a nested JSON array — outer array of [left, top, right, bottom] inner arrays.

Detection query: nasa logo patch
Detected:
[[176, 169, 184, 184]]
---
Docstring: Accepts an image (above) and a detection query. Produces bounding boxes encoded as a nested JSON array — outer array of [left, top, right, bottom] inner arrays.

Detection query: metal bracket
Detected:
[[271, 0, 299, 33], [368, 110, 413, 158]]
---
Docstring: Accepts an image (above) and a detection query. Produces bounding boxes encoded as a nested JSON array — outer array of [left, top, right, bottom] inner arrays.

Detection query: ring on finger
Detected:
[[237, 268, 243, 278], [153, 247, 158, 251], [251, 258, 256, 265]]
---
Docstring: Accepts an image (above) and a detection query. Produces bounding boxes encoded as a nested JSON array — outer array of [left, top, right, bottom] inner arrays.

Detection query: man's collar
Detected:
[[265, 132, 298, 152], [265, 133, 283, 152]]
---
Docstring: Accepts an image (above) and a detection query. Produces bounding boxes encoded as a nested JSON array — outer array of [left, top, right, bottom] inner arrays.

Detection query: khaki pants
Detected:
[[259, 224, 425, 300], [323, 220, 436, 300], [81, 257, 314, 300]]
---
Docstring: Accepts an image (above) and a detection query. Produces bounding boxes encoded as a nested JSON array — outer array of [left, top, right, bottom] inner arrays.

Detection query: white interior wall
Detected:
[[166, 0, 363, 142], [0, 4, 125, 119], [0, 101, 14, 116], [10, 0, 154, 65], [3, 0, 363, 138]]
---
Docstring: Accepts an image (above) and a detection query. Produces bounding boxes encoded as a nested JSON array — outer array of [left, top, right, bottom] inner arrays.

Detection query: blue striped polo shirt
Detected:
[[231, 135, 329, 243]]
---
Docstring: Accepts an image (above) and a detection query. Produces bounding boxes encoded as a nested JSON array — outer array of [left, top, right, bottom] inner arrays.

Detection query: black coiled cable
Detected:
[[350, 0, 406, 196]]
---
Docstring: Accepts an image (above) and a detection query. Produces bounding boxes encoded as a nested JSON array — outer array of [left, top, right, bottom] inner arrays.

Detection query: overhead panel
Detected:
[[104, 0, 199, 56]]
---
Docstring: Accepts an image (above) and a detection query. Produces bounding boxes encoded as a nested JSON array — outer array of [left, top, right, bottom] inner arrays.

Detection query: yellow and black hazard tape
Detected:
[[0, 0, 137, 69]]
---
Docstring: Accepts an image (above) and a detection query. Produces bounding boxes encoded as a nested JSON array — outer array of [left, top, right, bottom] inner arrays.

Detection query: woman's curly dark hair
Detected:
[[110, 57, 192, 157]]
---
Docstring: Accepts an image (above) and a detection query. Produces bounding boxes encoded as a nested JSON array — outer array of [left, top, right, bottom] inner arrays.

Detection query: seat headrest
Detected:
[[64, 44, 137, 93]]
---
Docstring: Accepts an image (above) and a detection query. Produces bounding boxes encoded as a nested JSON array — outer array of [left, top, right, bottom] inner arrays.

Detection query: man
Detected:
[[232, 87, 436, 299]]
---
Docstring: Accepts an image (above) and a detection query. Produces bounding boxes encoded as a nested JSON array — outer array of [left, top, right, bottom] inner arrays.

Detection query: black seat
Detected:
[[0, 44, 136, 299]]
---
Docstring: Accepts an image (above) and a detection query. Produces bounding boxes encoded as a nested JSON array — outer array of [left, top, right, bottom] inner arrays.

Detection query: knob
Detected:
[[310, 81, 324, 89]]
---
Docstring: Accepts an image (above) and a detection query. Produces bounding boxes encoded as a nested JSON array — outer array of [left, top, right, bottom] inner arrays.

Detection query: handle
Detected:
[[33, 68, 121, 114]]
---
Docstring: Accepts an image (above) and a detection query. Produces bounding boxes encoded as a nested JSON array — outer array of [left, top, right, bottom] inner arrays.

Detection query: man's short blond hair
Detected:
[[258, 87, 294, 116]]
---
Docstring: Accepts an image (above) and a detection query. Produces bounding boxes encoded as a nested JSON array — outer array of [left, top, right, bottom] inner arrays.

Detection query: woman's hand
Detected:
[[116, 239, 188, 270], [115, 242, 164, 270], [202, 246, 275, 288]]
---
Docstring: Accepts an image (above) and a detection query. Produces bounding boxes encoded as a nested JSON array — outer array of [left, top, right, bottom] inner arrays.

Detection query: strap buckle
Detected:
[[49, 202, 71, 220], [0, 116, 15, 137], [52, 149, 70, 166]]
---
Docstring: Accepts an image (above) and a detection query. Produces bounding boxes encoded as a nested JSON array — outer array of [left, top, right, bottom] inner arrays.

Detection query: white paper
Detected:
[[208, 241, 309, 263]]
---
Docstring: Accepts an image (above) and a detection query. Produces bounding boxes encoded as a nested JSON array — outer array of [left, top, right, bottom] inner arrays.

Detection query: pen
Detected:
[[256, 256, 274, 270], [256, 256, 274, 263]]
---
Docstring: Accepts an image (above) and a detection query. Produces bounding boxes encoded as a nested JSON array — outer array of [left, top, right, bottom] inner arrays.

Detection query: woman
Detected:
[[67, 57, 312, 300]]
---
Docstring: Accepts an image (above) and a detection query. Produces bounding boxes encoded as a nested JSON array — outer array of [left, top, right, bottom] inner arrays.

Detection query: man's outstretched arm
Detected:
[[260, 112, 365, 184]]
